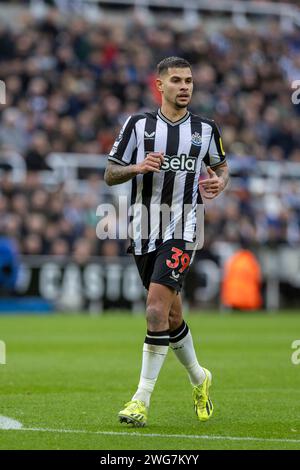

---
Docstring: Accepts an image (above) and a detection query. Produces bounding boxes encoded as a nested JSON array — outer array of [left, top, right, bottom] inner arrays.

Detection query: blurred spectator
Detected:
[[100, 240, 121, 257], [221, 248, 263, 311], [50, 238, 69, 257], [0, 8, 300, 258], [0, 108, 29, 152], [23, 234, 43, 255], [73, 238, 93, 265], [0, 11, 298, 161], [25, 132, 51, 171], [0, 236, 19, 293]]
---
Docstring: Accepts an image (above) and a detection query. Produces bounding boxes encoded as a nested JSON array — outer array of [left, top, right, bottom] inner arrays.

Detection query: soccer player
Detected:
[[104, 56, 229, 427]]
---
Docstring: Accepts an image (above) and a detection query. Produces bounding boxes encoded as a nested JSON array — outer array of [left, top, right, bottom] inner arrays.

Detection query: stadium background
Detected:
[[1, 0, 300, 312], [0, 0, 300, 452]]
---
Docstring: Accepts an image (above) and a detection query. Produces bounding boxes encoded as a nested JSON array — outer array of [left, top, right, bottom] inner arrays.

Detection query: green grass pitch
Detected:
[[0, 311, 300, 450]]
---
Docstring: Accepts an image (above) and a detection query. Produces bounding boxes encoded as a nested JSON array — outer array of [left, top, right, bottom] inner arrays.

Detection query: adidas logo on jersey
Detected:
[[161, 153, 197, 173]]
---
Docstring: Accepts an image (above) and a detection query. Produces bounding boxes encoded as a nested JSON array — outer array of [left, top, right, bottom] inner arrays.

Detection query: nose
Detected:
[[180, 84, 189, 91]]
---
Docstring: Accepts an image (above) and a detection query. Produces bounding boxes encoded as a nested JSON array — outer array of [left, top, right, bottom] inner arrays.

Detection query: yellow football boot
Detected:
[[118, 400, 147, 427], [192, 368, 213, 421]]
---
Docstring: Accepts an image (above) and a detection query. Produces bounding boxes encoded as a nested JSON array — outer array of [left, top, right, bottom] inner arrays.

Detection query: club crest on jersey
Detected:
[[160, 153, 197, 173], [191, 132, 202, 147]]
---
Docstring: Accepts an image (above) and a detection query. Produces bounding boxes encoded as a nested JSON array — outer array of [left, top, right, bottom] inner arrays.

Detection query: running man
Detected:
[[104, 56, 229, 427]]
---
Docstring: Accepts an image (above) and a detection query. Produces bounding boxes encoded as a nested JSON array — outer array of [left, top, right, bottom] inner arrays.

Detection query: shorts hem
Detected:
[[149, 279, 182, 293]]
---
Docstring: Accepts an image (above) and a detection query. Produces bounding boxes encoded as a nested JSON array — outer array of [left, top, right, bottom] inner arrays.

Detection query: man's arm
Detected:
[[199, 162, 229, 199], [104, 152, 165, 186], [214, 161, 229, 190], [104, 162, 139, 186]]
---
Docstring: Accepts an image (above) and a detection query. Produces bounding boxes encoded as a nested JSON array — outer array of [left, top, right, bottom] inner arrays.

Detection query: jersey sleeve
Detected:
[[108, 116, 137, 166], [203, 121, 226, 168]]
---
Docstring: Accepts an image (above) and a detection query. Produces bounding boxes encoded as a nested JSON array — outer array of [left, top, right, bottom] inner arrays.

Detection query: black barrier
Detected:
[[10, 253, 221, 311], [15, 256, 145, 311], [4, 250, 300, 312]]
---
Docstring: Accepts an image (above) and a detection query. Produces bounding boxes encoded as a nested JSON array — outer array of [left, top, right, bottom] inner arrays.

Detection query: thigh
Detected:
[[134, 251, 156, 290], [151, 239, 195, 293]]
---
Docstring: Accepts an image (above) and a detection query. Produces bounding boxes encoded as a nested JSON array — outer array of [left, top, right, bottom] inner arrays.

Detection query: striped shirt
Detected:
[[108, 108, 226, 255]]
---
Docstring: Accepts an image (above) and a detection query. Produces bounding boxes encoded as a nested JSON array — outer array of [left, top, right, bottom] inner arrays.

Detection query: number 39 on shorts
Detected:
[[166, 247, 191, 273]]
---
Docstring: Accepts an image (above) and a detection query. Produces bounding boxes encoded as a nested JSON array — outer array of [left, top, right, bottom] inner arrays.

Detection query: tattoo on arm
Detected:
[[104, 162, 137, 186], [215, 163, 229, 189]]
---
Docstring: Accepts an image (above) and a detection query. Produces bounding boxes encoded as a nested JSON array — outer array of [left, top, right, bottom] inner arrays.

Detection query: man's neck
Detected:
[[160, 104, 188, 123]]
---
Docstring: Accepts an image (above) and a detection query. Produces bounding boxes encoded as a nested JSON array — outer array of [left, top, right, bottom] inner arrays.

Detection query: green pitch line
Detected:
[[0, 311, 300, 450]]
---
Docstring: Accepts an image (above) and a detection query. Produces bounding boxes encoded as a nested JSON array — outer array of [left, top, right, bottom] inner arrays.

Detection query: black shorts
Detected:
[[134, 239, 196, 292]]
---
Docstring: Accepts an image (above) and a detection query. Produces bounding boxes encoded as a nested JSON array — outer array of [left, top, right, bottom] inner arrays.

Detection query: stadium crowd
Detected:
[[0, 8, 300, 256], [0, 170, 125, 259]]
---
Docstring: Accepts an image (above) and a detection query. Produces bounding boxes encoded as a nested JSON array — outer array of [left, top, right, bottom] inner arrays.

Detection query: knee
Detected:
[[146, 302, 168, 331]]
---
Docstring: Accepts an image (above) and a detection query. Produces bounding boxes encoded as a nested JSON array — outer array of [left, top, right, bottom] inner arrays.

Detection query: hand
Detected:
[[199, 166, 225, 199], [136, 152, 164, 174]]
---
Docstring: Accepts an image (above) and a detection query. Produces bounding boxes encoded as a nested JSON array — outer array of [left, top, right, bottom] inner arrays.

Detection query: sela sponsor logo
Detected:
[[191, 131, 202, 147], [160, 153, 197, 173]]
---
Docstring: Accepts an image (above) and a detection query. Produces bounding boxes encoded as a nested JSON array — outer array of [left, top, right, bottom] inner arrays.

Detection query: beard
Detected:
[[174, 97, 190, 109], [174, 102, 188, 109]]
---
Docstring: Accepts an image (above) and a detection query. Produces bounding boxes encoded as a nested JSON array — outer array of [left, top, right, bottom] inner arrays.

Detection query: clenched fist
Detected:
[[136, 152, 165, 174]]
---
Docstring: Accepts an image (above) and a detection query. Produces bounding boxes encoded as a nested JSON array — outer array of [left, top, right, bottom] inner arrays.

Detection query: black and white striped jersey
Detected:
[[108, 108, 226, 255]]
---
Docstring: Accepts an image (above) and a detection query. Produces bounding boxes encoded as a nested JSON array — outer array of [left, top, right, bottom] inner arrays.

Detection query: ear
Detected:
[[156, 77, 163, 93]]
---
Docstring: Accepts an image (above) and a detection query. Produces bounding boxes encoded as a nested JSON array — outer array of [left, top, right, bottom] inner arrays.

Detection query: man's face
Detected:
[[156, 67, 193, 109]]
